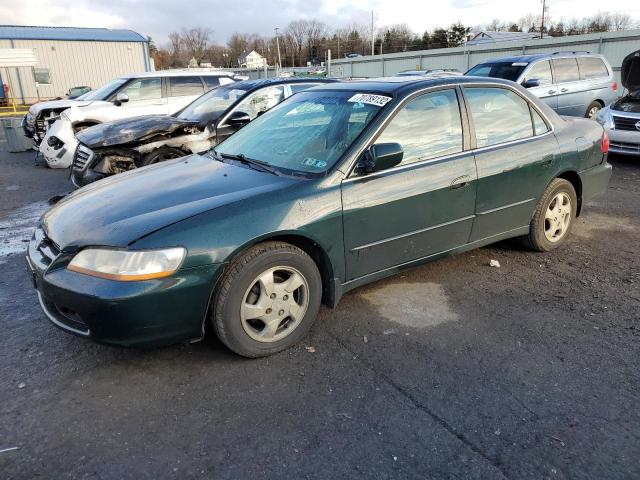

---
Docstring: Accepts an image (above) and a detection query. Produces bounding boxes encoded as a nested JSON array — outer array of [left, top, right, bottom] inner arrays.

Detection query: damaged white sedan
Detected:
[[69, 78, 335, 187]]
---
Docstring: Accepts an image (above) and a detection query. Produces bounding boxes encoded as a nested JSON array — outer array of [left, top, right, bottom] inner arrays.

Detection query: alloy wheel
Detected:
[[544, 192, 572, 242], [240, 266, 309, 343]]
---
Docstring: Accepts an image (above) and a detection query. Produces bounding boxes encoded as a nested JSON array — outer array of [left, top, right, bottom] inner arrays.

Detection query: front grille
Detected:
[[72, 144, 94, 171], [610, 141, 640, 154], [612, 115, 640, 132]]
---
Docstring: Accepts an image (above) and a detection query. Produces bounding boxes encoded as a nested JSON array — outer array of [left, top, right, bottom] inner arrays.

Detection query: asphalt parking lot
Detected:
[[1, 147, 639, 479]]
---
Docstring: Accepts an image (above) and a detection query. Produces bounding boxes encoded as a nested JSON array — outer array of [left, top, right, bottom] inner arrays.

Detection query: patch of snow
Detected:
[[0, 201, 49, 261]]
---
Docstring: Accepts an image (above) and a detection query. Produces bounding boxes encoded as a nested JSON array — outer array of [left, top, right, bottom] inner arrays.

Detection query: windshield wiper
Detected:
[[218, 152, 280, 176]]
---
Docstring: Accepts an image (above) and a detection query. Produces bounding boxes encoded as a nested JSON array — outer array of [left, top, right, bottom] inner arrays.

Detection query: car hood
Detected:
[[28, 99, 94, 115], [621, 50, 640, 93], [77, 115, 200, 148], [42, 154, 298, 251]]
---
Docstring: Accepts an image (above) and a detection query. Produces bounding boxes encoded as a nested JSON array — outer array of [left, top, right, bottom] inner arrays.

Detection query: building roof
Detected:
[[467, 31, 548, 45], [0, 25, 147, 43]]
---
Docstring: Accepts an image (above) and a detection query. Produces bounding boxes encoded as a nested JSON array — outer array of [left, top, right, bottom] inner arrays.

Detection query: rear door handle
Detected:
[[560, 88, 569, 93], [450, 175, 471, 190]]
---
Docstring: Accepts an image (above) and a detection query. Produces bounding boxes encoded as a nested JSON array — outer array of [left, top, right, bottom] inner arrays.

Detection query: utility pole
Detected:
[[371, 10, 375, 56], [274, 27, 282, 73], [540, 0, 546, 39]]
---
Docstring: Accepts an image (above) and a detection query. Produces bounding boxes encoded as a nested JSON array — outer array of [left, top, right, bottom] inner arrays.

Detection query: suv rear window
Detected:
[[578, 57, 609, 80], [552, 58, 580, 83], [168, 76, 205, 97]]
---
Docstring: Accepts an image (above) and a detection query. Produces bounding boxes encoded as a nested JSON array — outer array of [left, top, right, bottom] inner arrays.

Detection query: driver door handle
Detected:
[[547, 90, 556, 95]]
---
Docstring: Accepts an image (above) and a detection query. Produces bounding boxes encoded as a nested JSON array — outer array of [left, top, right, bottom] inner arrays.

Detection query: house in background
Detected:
[[238, 50, 267, 69], [466, 31, 549, 46]]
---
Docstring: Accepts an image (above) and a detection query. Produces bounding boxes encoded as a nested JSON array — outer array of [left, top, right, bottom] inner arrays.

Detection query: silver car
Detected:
[[466, 52, 618, 119], [596, 50, 640, 156]]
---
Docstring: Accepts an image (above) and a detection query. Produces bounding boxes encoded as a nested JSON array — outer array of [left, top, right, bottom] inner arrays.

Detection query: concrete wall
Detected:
[[329, 29, 640, 95], [0, 39, 150, 104]]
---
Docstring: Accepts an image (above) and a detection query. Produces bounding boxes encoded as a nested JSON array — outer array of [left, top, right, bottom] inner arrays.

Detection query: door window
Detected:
[[119, 78, 162, 101], [376, 89, 463, 166], [203, 77, 221, 90], [523, 61, 553, 86], [465, 87, 534, 148], [168, 76, 205, 97], [552, 58, 580, 83], [232, 86, 285, 120], [530, 107, 550, 135], [578, 57, 609, 80]]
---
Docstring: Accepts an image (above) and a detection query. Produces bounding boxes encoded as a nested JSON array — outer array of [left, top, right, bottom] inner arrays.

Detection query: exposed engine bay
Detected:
[[611, 90, 640, 113]]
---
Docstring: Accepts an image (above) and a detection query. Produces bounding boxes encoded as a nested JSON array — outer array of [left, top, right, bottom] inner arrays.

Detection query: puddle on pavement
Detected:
[[363, 281, 458, 328], [0, 201, 49, 260]]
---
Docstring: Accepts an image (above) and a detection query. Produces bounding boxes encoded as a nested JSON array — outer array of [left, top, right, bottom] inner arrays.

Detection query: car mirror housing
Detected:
[[227, 111, 251, 126], [356, 142, 404, 175], [114, 92, 129, 106], [522, 79, 541, 88]]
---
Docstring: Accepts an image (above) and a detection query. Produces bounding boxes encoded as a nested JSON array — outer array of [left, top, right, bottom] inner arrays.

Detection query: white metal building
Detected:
[[0, 25, 151, 104]]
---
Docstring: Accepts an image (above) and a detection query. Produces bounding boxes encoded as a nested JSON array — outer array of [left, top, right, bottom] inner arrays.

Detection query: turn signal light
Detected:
[[612, 81, 618, 93], [601, 131, 609, 154]]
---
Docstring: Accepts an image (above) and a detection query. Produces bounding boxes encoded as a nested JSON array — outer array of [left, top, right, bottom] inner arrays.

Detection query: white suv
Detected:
[[40, 71, 238, 168]]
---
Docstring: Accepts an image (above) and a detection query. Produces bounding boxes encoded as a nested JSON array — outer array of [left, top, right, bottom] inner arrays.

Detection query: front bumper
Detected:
[[39, 118, 78, 168], [607, 127, 640, 156], [27, 231, 222, 347]]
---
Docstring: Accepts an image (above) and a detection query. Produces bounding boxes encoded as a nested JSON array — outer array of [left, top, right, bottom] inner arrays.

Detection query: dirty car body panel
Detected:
[[28, 77, 611, 347]]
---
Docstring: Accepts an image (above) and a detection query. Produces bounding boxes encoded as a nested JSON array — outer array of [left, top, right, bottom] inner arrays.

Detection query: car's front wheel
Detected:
[[212, 241, 322, 357], [522, 178, 577, 252]]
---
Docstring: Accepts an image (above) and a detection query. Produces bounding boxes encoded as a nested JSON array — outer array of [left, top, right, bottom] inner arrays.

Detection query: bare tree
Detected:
[[286, 20, 308, 66], [181, 27, 212, 64], [305, 19, 328, 63], [610, 12, 633, 31]]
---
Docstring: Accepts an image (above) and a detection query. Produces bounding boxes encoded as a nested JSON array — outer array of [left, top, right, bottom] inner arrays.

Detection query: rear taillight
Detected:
[[612, 81, 618, 93], [601, 131, 610, 154]]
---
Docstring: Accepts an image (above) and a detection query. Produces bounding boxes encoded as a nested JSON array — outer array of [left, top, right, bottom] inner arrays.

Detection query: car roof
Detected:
[[478, 52, 604, 64], [308, 76, 515, 96], [122, 70, 237, 79]]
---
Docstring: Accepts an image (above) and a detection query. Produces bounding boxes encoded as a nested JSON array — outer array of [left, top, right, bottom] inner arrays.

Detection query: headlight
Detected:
[[68, 247, 186, 281]]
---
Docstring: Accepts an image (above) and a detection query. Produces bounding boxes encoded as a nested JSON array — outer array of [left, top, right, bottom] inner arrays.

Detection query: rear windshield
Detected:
[[466, 62, 528, 82]]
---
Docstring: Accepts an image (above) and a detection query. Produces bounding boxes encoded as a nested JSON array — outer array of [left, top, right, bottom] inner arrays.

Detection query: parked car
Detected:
[[70, 78, 336, 187], [595, 49, 640, 156], [28, 76, 611, 357], [466, 52, 618, 119], [38, 71, 239, 168], [66, 86, 92, 99], [395, 69, 461, 77]]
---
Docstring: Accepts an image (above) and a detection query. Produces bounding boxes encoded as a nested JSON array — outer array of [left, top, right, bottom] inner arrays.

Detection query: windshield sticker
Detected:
[[302, 158, 327, 169], [348, 93, 392, 107]]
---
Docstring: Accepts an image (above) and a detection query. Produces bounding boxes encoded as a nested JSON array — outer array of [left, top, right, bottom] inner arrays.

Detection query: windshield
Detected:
[[215, 90, 385, 175], [177, 85, 248, 121], [81, 78, 129, 101], [466, 62, 528, 82]]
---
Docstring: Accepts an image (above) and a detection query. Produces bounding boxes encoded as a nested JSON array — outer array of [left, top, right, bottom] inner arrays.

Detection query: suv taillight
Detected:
[[612, 81, 618, 93], [602, 131, 610, 154]]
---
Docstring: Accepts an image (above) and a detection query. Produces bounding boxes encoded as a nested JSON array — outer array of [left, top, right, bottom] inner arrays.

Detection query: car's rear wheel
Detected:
[[522, 178, 577, 252], [585, 101, 602, 120], [139, 147, 186, 166], [212, 241, 322, 358]]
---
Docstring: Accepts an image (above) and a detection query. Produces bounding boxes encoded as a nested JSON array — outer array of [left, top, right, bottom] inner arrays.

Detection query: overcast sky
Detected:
[[2, 0, 639, 46]]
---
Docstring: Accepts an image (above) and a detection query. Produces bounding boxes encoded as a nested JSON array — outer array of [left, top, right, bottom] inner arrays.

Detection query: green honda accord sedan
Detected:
[[28, 77, 612, 357]]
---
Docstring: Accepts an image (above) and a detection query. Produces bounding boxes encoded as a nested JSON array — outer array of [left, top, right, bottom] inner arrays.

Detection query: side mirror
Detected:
[[226, 110, 251, 126], [114, 92, 129, 106], [522, 79, 541, 88], [355, 142, 403, 175]]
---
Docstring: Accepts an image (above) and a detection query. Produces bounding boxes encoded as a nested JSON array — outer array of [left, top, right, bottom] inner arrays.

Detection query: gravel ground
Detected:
[[0, 150, 638, 480]]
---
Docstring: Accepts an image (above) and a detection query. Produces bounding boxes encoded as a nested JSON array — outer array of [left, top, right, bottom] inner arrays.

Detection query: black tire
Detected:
[[585, 101, 602, 119], [139, 146, 186, 167], [522, 178, 577, 252], [212, 241, 322, 358]]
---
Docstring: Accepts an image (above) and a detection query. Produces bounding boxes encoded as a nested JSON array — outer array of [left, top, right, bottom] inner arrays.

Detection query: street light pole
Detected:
[[274, 27, 282, 74], [540, 0, 546, 39]]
